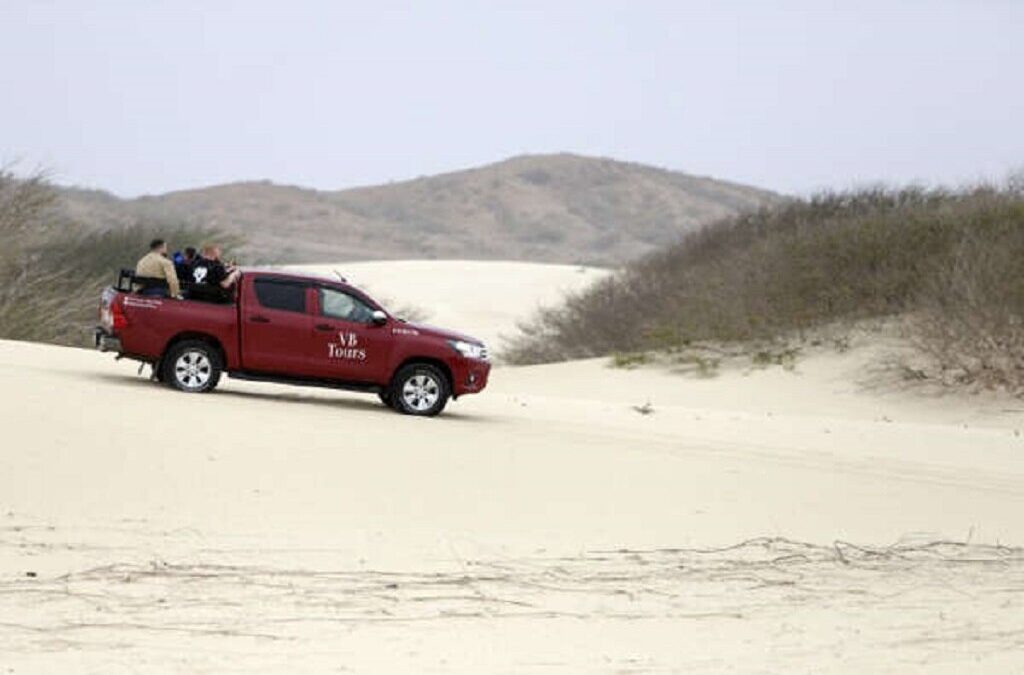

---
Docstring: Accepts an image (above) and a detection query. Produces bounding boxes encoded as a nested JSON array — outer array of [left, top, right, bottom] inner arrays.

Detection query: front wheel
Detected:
[[390, 363, 450, 416], [162, 340, 222, 393]]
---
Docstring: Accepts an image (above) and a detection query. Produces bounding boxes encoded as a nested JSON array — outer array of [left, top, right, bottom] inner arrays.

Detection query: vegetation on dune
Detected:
[[504, 181, 1024, 393], [0, 169, 233, 347]]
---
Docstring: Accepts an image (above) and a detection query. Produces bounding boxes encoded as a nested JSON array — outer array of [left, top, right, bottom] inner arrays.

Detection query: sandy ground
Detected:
[[1, 260, 1023, 673]]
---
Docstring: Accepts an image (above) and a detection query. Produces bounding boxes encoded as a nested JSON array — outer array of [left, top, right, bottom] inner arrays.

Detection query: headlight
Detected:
[[449, 339, 488, 360]]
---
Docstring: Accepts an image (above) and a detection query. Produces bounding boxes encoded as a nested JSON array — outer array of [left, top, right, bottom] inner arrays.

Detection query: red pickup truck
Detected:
[[95, 269, 490, 416]]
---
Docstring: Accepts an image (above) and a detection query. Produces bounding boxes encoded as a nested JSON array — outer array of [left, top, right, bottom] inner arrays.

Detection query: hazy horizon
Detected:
[[2, 1, 1021, 198]]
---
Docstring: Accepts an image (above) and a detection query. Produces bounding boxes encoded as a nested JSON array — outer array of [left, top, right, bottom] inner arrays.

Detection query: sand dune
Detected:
[[1, 260, 1023, 673], [289, 259, 612, 351]]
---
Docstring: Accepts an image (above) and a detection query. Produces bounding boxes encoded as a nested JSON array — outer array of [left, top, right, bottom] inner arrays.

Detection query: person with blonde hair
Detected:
[[190, 242, 240, 297]]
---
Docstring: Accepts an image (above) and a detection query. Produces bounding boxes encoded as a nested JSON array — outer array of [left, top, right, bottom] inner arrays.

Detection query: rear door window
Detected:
[[254, 279, 307, 313]]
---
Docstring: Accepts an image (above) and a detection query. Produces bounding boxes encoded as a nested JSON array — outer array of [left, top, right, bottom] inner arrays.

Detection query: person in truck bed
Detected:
[[134, 238, 181, 298], [189, 243, 240, 301], [172, 246, 198, 282]]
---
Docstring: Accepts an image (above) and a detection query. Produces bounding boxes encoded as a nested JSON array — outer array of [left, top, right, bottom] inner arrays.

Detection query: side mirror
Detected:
[[371, 309, 388, 326]]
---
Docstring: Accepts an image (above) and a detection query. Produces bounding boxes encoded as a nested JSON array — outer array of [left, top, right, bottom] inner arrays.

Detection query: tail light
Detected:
[[111, 300, 127, 330], [104, 297, 128, 331], [99, 288, 127, 332]]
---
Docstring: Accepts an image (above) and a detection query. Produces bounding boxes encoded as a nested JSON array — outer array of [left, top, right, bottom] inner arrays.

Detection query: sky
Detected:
[[1, 0, 1021, 197]]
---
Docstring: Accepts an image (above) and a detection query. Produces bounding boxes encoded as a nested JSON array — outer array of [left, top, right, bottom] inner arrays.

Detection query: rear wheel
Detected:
[[390, 363, 450, 416], [162, 340, 222, 393]]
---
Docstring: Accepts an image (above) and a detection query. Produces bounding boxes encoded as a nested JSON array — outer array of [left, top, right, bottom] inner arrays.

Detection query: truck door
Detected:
[[240, 277, 315, 375], [309, 285, 394, 385]]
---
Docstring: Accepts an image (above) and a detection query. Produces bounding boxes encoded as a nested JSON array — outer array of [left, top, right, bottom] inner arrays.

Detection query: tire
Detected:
[[162, 339, 222, 393], [389, 363, 450, 416]]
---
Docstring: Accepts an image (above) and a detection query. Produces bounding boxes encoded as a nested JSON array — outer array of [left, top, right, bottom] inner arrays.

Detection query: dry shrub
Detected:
[[910, 218, 1024, 392], [504, 183, 1024, 393], [0, 169, 234, 346]]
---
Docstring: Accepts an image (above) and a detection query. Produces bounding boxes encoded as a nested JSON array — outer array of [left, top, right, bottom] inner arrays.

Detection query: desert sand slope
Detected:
[[1, 261, 1023, 673]]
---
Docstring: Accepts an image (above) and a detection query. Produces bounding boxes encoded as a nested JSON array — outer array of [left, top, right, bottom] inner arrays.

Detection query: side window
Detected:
[[254, 279, 306, 313], [320, 287, 374, 323]]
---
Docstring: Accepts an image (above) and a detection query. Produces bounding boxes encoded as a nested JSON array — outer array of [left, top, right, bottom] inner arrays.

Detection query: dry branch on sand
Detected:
[[2, 525, 1022, 660]]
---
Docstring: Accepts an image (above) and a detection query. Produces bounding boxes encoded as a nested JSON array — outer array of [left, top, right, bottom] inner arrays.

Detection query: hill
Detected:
[[57, 154, 778, 265]]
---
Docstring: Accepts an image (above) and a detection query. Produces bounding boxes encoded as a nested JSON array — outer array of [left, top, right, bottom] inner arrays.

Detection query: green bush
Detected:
[[504, 184, 1024, 393], [610, 351, 650, 369]]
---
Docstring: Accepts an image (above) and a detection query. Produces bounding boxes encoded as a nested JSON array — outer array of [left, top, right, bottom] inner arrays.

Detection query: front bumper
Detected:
[[93, 327, 123, 353], [451, 358, 491, 397]]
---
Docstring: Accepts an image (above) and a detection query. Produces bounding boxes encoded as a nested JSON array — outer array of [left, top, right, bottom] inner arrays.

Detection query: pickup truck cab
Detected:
[[95, 269, 490, 416]]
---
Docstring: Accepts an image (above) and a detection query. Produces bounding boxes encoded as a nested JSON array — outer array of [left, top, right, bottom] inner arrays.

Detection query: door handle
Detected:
[[315, 323, 335, 332], [249, 315, 270, 323]]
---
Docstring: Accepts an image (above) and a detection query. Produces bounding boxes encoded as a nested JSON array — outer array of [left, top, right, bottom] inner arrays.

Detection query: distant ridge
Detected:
[[58, 153, 779, 265]]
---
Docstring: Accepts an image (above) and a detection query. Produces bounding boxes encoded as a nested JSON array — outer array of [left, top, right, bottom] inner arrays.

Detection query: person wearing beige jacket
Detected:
[[134, 238, 181, 298]]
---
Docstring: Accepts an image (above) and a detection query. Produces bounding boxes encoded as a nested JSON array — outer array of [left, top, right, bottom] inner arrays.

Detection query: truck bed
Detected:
[[101, 288, 241, 368]]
